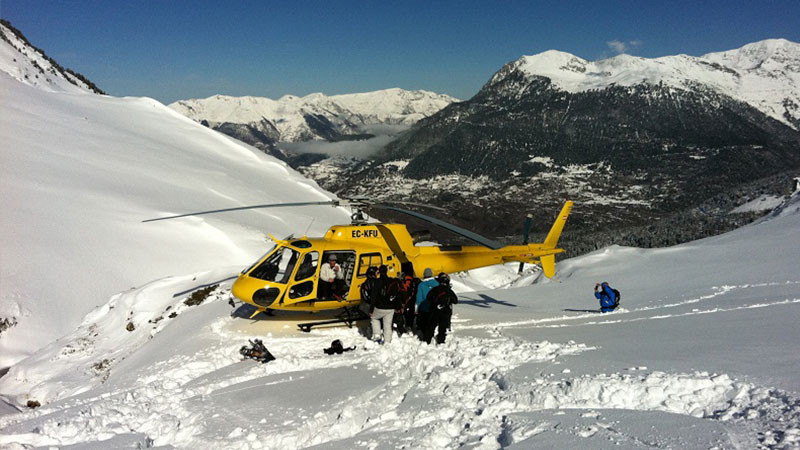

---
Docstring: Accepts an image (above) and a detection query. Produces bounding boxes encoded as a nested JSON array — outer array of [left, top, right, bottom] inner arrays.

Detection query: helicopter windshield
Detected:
[[248, 246, 299, 284], [240, 244, 277, 275]]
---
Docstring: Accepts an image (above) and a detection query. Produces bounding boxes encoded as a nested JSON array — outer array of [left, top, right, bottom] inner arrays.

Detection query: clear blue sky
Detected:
[[2, 0, 799, 104]]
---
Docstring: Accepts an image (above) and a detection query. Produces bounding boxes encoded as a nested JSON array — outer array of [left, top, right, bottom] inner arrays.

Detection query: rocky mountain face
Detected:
[[313, 41, 800, 253], [169, 89, 458, 155], [0, 20, 103, 95]]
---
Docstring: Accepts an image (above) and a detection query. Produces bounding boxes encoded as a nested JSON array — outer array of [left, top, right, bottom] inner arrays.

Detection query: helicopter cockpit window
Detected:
[[248, 246, 299, 284], [294, 251, 319, 281], [290, 240, 312, 249]]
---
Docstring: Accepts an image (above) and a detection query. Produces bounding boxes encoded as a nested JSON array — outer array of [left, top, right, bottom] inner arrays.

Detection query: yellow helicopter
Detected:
[[145, 199, 572, 330]]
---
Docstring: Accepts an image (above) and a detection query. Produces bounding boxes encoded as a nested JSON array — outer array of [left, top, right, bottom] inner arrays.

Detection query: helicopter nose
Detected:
[[232, 277, 282, 308]]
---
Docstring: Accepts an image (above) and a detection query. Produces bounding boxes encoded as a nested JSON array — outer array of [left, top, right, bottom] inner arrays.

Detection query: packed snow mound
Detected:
[[504, 39, 800, 129], [0, 21, 99, 94], [0, 72, 352, 366], [169, 88, 458, 142]]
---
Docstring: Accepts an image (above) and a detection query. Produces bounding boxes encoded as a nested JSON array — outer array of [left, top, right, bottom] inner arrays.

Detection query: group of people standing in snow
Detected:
[[357, 265, 618, 345], [361, 266, 458, 345]]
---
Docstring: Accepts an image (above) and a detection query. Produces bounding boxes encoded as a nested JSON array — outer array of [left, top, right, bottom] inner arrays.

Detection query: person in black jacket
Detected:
[[360, 266, 379, 307], [423, 273, 458, 344], [369, 265, 397, 344], [392, 273, 416, 335]]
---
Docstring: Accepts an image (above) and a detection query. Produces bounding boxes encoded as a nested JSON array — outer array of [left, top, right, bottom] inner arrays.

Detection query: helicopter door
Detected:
[[288, 251, 319, 300], [320, 251, 356, 300]]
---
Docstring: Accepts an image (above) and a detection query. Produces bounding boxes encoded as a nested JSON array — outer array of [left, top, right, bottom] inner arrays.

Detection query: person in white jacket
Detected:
[[319, 254, 344, 299]]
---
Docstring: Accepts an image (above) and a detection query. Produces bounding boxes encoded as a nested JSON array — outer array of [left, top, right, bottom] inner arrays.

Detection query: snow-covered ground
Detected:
[[1, 194, 799, 449]]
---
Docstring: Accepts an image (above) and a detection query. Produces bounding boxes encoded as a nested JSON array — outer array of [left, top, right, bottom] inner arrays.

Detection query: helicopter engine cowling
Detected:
[[410, 229, 431, 243]]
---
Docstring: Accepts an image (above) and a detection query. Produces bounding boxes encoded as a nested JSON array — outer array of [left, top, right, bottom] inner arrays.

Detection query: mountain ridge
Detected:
[[505, 38, 800, 129], [169, 88, 458, 147]]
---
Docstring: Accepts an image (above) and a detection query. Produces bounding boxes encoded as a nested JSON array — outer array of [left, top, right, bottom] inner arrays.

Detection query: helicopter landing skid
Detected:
[[297, 306, 368, 333]]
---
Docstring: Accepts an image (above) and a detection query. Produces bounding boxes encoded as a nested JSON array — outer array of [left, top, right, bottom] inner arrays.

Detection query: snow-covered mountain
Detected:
[[169, 88, 458, 145], [0, 23, 353, 367], [330, 39, 800, 250], [502, 38, 800, 129], [0, 20, 103, 95], [704, 39, 800, 129]]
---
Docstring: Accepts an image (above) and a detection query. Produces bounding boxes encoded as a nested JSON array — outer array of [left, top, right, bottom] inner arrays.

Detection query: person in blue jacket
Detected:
[[415, 268, 438, 339], [594, 282, 619, 313]]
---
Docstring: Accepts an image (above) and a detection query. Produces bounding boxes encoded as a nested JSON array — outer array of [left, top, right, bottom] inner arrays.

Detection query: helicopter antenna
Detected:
[[304, 217, 316, 236]]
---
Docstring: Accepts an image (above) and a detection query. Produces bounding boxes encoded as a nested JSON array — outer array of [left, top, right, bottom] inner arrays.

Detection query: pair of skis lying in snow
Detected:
[[563, 307, 620, 314]]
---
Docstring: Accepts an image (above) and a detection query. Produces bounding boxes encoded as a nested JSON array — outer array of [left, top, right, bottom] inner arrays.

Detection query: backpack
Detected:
[[611, 288, 621, 307], [240, 339, 275, 363], [323, 339, 355, 355], [431, 287, 454, 311]]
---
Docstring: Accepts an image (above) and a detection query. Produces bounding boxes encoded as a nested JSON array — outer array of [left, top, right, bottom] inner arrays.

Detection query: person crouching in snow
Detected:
[[594, 282, 620, 313]]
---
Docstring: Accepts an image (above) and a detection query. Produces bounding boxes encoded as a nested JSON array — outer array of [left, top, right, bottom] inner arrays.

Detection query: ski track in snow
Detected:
[[460, 280, 800, 331]]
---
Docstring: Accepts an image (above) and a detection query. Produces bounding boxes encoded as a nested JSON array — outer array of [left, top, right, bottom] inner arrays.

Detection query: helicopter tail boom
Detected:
[[411, 201, 573, 278]]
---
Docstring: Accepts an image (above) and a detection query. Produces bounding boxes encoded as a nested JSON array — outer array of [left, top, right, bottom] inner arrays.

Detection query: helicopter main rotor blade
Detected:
[[375, 206, 504, 250], [373, 201, 447, 212], [142, 200, 340, 223]]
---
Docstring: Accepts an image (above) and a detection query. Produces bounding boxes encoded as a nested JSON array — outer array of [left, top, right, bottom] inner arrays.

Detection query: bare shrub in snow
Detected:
[[0, 317, 17, 336], [184, 284, 219, 307]]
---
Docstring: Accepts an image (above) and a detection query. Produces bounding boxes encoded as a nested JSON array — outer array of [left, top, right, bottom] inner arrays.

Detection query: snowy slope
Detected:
[[1, 192, 799, 448], [0, 21, 99, 94], [169, 88, 458, 142], [501, 39, 800, 129], [0, 64, 353, 366]]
